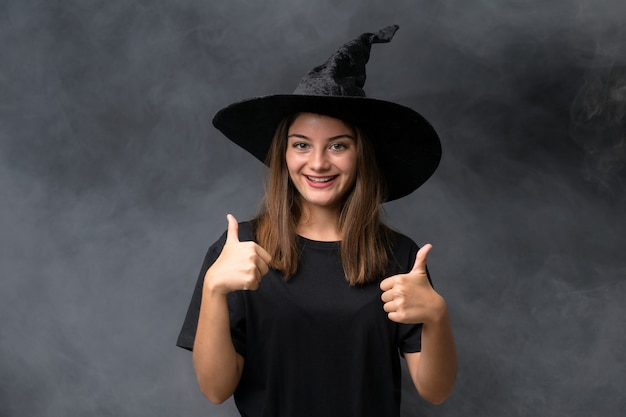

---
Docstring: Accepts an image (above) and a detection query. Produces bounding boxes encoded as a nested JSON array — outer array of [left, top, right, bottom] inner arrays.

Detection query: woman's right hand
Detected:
[[204, 214, 272, 294]]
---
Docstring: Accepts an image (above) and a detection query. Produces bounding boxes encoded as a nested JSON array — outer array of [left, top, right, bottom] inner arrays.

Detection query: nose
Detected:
[[309, 148, 330, 171]]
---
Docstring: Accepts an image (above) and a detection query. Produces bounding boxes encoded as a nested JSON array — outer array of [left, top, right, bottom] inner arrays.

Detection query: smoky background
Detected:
[[1, 0, 624, 416]]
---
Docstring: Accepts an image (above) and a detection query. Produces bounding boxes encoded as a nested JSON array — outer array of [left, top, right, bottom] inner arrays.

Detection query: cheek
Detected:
[[342, 154, 358, 178], [285, 152, 295, 169], [285, 152, 301, 178]]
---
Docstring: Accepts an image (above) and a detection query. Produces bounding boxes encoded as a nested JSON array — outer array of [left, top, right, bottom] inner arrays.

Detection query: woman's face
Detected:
[[285, 113, 358, 213]]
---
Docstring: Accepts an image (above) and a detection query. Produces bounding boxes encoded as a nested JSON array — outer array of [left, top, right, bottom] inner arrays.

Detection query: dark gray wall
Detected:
[[1, 0, 624, 416]]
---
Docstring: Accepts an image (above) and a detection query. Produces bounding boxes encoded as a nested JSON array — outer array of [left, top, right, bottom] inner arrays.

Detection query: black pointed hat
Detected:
[[213, 25, 441, 201]]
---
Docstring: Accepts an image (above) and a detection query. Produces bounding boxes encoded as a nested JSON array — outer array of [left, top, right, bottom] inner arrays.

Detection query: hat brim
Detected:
[[212, 95, 441, 202]]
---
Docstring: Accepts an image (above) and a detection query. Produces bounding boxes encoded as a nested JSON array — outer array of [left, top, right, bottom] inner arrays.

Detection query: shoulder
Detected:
[[387, 228, 419, 253], [236, 220, 256, 241], [385, 228, 420, 275]]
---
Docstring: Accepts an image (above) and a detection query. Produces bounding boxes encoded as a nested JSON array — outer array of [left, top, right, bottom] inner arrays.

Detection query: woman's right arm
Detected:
[[192, 287, 244, 404], [192, 214, 271, 404]]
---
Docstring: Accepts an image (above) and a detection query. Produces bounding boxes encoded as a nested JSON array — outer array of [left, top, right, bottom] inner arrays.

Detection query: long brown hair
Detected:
[[253, 114, 392, 285]]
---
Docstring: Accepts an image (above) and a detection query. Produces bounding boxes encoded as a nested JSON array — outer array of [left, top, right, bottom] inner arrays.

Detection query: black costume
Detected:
[[177, 221, 428, 417]]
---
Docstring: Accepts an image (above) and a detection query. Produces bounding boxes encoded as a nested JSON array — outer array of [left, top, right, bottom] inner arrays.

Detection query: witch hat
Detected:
[[213, 25, 441, 201]]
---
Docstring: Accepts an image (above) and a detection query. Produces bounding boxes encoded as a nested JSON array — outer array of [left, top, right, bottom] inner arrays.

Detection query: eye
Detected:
[[329, 142, 348, 151], [292, 142, 309, 150]]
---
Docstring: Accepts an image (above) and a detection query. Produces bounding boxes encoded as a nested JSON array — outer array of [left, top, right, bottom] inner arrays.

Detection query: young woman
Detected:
[[177, 25, 457, 417]]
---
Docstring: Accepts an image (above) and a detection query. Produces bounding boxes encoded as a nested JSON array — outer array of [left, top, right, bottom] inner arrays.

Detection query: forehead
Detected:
[[288, 112, 355, 136]]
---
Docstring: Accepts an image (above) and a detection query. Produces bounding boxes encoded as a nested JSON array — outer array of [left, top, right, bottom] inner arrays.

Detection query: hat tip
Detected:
[[373, 25, 399, 42]]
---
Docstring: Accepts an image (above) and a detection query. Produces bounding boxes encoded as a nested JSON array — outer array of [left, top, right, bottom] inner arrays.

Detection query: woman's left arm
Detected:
[[380, 244, 458, 404]]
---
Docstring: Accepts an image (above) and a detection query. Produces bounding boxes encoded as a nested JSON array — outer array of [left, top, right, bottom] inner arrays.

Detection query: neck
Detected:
[[297, 205, 342, 242]]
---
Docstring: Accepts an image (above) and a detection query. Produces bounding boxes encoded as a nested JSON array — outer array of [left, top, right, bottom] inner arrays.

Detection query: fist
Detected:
[[380, 244, 446, 324], [204, 214, 272, 294]]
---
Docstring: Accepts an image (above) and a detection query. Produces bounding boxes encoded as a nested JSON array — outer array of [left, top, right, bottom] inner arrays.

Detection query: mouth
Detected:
[[303, 175, 340, 188], [305, 175, 338, 183]]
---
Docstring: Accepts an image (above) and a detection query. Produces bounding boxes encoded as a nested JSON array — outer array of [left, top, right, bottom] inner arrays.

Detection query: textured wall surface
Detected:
[[1, 1, 624, 416]]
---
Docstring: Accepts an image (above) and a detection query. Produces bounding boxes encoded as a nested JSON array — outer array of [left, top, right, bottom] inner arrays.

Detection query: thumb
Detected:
[[411, 243, 432, 273], [225, 214, 240, 243]]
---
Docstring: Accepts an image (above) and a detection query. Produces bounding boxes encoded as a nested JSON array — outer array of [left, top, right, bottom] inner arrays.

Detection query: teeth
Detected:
[[307, 176, 334, 183]]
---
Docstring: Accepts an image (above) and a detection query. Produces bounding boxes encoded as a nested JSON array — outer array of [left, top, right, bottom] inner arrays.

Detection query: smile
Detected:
[[305, 175, 338, 183]]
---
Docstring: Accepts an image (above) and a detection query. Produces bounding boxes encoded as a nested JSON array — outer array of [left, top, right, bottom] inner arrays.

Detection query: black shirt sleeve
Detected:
[[175, 232, 227, 351]]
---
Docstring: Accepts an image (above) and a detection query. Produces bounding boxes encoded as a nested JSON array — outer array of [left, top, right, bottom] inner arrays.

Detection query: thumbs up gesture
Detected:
[[380, 244, 446, 324], [204, 214, 272, 295]]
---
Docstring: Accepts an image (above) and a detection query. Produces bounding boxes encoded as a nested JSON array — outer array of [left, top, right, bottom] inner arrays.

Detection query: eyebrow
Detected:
[[287, 133, 356, 141]]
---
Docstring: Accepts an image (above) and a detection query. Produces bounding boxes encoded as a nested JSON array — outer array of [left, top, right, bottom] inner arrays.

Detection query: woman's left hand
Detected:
[[380, 244, 446, 325]]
